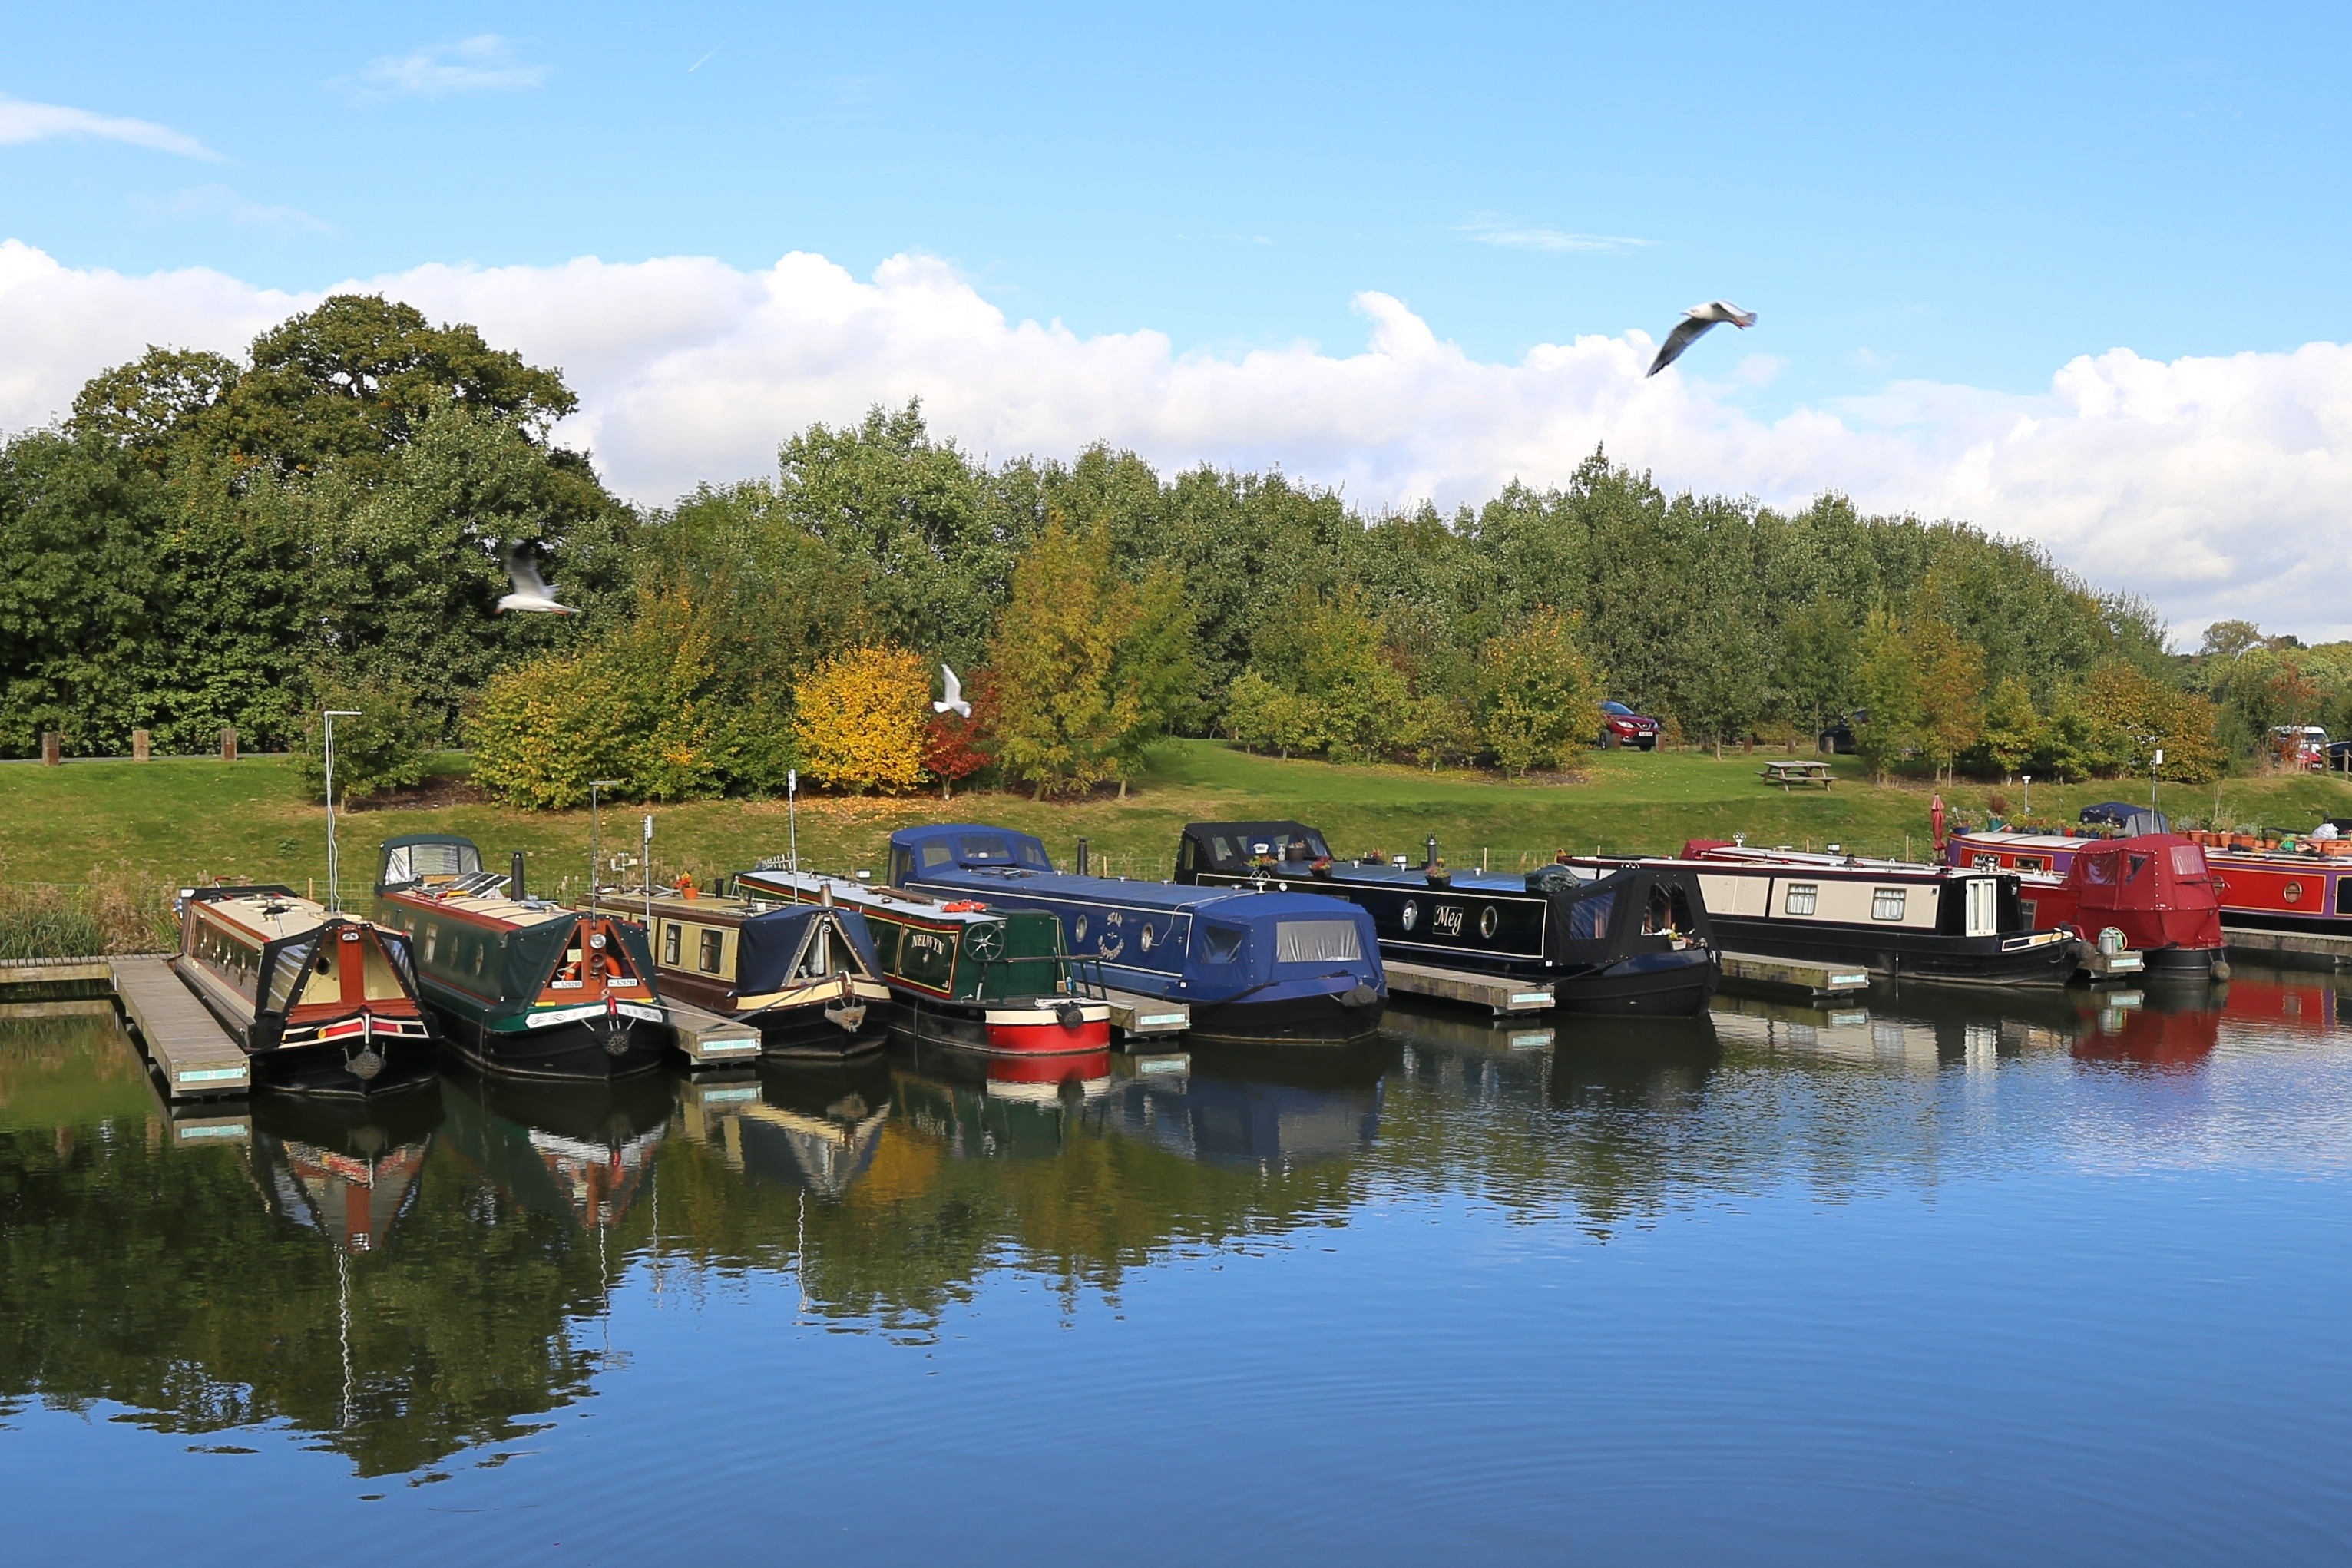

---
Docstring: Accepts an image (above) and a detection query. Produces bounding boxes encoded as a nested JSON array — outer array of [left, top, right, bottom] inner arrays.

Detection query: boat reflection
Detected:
[[251, 1088, 444, 1252], [890, 1041, 1111, 1161], [440, 1066, 670, 1229], [1088, 1040, 1388, 1167], [678, 1060, 895, 1199]]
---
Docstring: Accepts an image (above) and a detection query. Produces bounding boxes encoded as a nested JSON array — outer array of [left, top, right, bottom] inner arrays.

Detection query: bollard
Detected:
[[131, 729, 151, 762], [41, 730, 61, 766], [219, 726, 237, 762]]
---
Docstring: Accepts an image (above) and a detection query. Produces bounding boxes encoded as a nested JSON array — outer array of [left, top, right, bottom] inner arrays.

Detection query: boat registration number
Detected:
[[549, 980, 584, 989]]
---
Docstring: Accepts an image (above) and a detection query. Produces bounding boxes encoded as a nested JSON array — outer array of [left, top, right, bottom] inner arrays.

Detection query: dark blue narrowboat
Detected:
[[885, 824, 1387, 1045], [1173, 822, 1720, 1017]]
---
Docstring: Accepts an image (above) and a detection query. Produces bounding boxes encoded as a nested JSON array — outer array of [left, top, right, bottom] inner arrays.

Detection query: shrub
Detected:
[[289, 674, 436, 804], [792, 644, 930, 793]]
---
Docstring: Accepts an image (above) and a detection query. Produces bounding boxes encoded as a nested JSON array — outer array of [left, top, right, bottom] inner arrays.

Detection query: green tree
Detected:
[[1851, 610, 1924, 782], [289, 673, 436, 804], [1476, 607, 1601, 776]]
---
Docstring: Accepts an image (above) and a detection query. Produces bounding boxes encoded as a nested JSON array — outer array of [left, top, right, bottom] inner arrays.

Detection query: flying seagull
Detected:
[[496, 542, 578, 615], [933, 664, 971, 718], [1646, 300, 1758, 377]]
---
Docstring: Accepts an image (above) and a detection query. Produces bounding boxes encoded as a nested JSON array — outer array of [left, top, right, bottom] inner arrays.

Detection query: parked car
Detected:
[[2326, 740, 2352, 773], [2273, 725, 2330, 771], [2080, 802, 2168, 835], [1599, 700, 1660, 750]]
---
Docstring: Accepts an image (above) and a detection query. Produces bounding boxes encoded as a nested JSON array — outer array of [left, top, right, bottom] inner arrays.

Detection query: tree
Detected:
[[792, 644, 930, 795], [1778, 594, 1856, 740], [988, 517, 1198, 798], [921, 669, 995, 799], [1245, 586, 1409, 763], [1977, 675, 2044, 779], [1851, 610, 1924, 782], [1476, 607, 1601, 776], [68, 347, 240, 465], [2079, 660, 2224, 785], [1909, 615, 1986, 786], [289, 674, 435, 804]]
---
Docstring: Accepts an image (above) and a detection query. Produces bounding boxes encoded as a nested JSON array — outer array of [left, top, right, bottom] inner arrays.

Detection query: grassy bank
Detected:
[[8, 742, 2352, 904]]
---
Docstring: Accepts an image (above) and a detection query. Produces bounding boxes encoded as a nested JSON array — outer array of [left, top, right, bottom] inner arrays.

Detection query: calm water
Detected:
[[5, 972, 2352, 1563]]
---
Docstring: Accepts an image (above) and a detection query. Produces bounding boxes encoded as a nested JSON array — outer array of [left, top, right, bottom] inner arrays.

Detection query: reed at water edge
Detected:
[[0, 864, 180, 960]]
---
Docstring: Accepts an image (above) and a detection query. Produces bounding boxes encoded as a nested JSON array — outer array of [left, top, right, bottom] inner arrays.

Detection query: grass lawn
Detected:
[[7, 740, 2352, 901]]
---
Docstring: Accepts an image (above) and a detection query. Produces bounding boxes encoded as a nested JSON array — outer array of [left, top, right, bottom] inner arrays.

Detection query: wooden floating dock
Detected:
[[2222, 925, 2352, 969], [0, 955, 114, 993], [110, 955, 248, 1099], [1716, 951, 1873, 1003], [1383, 960, 1555, 1016], [667, 1000, 763, 1067], [1103, 988, 1191, 1037], [2078, 947, 2145, 984]]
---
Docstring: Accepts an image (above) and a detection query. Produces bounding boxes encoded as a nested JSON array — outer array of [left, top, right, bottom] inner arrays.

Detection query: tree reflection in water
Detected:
[[0, 966, 2319, 1484]]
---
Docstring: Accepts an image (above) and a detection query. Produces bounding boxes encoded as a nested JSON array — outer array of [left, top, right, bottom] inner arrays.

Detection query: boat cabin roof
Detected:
[[382, 882, 582, 933], [185, 885, 334, 944], [736, 866, 1014, 926], [894, 825, 1374, 918], [1672, 846, 2000, 882]]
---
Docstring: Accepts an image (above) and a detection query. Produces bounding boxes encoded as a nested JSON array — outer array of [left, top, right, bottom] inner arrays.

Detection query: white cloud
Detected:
[[1457, 217, 1654, 253], [2, 237, 2350, 642], [346, 36, 547, 98], [0, 94, 217, 160]]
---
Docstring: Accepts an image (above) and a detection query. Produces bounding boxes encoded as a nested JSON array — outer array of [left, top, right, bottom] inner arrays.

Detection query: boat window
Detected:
[[892, 846, 918, 883], [2084, 854, 2118, 885], [2016, 857, 2048, 873], [1016, 839, 1050, 867], [1211, 836, 1235, 865], [958, 835, 1014, 863], [699, 929, 723, 973], [1784, 884, 1818, 916], [663, 923, 682, 964], [1278, 920, 1361, 964], [1965, 878, 1998, 938], [2339, 878, 2352, 918], [1568, 892, 1616, 941], [2126, 854, 2149, 882], [2172, 845, 2207, 878], [423, 925, 438, 964], [266, 941, 313, 1014], [382, 846, 412, 885], [1201, 924, 1246, 963], [921, 842, 954, 868], [1872, 888, 1907, 921]]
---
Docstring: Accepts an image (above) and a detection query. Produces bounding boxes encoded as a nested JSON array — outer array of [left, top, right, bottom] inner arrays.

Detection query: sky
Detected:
[[5, 2, 2352, 643]]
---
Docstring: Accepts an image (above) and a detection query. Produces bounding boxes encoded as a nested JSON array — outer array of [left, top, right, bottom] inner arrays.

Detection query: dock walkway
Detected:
[[1717, 951, 1872, 1003], [1102, 988, 1190, 1037], [0, 955, 114, 994], [2224, 925, 2352, 969], [110, 956, 247, 1098], [1384, 961, 1554, 1016], [668, 1001, 762, 1067]]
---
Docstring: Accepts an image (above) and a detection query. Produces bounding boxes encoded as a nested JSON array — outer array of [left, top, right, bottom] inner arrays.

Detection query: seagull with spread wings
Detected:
[[934, 664, 971, 718], [495, 541, 578, 615], [1646, 300, 1758, 377]]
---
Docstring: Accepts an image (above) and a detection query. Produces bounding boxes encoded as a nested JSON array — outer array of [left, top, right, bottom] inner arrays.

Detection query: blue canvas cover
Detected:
[[734, 905, 883, 994]]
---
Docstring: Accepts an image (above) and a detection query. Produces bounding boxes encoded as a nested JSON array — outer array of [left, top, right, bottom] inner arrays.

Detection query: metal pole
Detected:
[[787, 768, 799, 874], [588, 779, 624, 916], [323, 710, 360, 911], [643, 814, 653, 928]]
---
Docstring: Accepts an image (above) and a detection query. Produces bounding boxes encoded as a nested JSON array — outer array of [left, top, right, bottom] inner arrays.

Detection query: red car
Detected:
[[1599, 700, 1659, 750]]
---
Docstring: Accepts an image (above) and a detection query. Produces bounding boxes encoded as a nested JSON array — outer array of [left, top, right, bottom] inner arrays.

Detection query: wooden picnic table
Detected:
[[1761, 759, 1834, 790]]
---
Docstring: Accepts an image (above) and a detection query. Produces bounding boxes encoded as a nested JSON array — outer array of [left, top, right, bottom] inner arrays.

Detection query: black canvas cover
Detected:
[[1542, 864, 1714, 968], [736, 905, 882, 994]]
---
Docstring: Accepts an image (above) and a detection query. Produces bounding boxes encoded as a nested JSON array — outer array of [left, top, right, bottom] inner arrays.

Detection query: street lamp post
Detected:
[[588, 779, 625, 917], [323, 710, 361, 912]]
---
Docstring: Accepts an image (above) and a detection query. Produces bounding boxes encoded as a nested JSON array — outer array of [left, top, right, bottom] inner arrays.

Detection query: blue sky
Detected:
[[8, 3, 2352, 635], [11, 2, 2348, 407]]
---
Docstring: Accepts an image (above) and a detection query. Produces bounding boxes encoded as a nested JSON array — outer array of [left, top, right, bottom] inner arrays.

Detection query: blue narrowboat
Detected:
[[885, 824, 1387, 1045], [1173, 822, 1721, 1017]]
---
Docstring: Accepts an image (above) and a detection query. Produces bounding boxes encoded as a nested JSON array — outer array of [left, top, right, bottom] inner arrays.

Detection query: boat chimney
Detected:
[[821, 880, 834, 907], [1424, 834, 1440, 870], [511, 852, 527, 901], [1076, 838, 1090, 875]]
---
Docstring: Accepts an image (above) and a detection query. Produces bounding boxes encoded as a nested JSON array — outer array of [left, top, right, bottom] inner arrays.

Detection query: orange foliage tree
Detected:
[[791, 643, 929, 793], [921, 667, 994, 799]]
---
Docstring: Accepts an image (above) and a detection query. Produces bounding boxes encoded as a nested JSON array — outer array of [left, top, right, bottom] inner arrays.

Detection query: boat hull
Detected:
[[248, 1035, 440, 1098], [431, 1003, 669, 1081], [1183, 984, 1385, 1046], [886, 994, 1111, 1057], [1705, 917, 2079, 987], [1550, 948, 1720, 1016], [743, 1002, 891, 1060]]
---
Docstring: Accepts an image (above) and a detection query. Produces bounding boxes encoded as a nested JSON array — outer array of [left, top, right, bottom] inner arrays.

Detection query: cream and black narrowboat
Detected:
[[629, 890, 892, 1058], [172, 884, 437, 1097], [373, 834, 669, 1080]]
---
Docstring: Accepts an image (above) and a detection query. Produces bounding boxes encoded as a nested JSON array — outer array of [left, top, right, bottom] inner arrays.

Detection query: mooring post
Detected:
[[40, 731, 60, 766], [131, 729, 151, 762], [218, 726, 237, 762]]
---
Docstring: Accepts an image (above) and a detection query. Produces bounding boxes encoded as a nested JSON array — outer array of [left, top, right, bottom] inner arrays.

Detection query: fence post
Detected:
[[131, 729, 151, 762], [41, 731, 60, 766], [219, 726, 237, 762]]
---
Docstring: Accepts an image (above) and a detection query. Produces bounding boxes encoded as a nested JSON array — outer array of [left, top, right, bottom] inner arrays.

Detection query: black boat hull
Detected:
[[1550, 949, 1719, 1017], [245, 1036, 438, 1098], [1183, 986, 1386, 1046], [746, 1001, 889, 1060], [431, 1007, 669, 1080], [1707, 918, 2079, 986], [2138, 944, 2228, 983]]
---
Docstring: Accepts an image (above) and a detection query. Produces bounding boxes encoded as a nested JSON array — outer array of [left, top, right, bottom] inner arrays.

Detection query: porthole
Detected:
[[1401, 901, 1420, 931], [1480, 906, 1498, 939], [2286, 881, 2306, 905], [1140, 925, 1155, 952], [1074, 915, 1090, 943]]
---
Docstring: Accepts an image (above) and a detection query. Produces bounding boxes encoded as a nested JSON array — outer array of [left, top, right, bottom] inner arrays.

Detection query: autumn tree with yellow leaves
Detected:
[[791, 644, 931, 793]]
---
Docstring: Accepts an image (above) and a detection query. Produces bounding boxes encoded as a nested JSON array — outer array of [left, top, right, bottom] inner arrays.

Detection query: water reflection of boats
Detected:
[[891, 1042, 1110, 1160], [1090, 1040, 1385, 1167], [250, 1089, 445, 1253], [2070, 984, 2224, 1071], [1548, 1014, 1721, 1110], [2215, 971, 2335, 1034], [678, 1060, 894, 1198], [439, 1065, 670, 1229]]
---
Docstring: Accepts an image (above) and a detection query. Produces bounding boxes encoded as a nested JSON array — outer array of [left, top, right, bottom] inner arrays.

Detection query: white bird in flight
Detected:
[[496, 542, 578, 615], [1646, 300, 1758, 377], [934, 664, 971, 718]]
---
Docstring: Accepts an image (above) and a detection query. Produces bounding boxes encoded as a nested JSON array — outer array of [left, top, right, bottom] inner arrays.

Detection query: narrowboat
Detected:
[[171, 884, 437, 1097], [1941, 829, 2225, 981], [373, 833, 668, 1080], [731, 865, 1112, 1057], [1611, 845, 2082, 986], [888, 823, 1388, 1044], [1949, 826, 2338, 958], [680, 1059, 895, 1199], [1173, 821, 1715, 1017], [620, 889, 892, 1058]]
